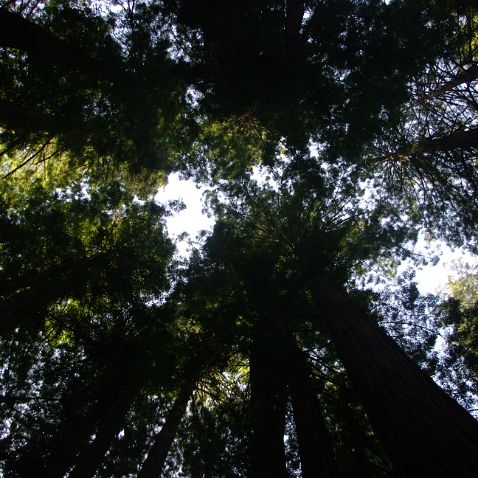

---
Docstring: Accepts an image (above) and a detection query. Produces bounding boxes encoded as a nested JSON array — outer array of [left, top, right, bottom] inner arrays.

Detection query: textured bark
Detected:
[[249, 334, 289, 478], [312, 285, 478, 477], [286, 335, 338, 478], [138, 381, 195, 478]]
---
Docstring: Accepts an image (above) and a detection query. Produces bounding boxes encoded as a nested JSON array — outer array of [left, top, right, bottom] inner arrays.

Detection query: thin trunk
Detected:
[[249, 334, 289, 478], [286, 335, 338, 478], [67, 393, 134, 478], [339, 389, 387, 477], [311, 285, 478, 477], [138, 380, 195, 478], [36, 397, 104, 478], [346, 415, 378, 477], [40, 345, 141, 478], [370, 126, 478, 164], [414, 64, 478, 105]]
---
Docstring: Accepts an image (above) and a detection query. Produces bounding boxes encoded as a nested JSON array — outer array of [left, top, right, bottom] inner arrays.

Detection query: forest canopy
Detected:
[[1, 0, 478, 477]]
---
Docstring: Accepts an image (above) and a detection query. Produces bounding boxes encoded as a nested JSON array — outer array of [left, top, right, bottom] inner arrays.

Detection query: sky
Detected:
[[155, 173, 215, 257], [155, 173, 477, 296], [414, 242, 477, 294]]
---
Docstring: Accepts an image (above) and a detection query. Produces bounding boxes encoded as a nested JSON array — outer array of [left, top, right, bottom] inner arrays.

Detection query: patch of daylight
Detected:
[[155, 173, 215, 258]]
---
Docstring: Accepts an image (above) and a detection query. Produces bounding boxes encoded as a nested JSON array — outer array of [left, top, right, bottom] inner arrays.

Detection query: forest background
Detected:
[[1, 0, 478, 477]]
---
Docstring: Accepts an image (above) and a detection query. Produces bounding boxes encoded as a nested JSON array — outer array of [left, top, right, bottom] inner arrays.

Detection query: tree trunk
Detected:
[[138, 380, 195, 478], [285, 0, 304, 45], [0, 8, 60, 54], [339, 388, 390, 477], [414, 64, 478, 105], [39, 342, 142, 478], [0, 99, 60, 134], [67, 392, 134, 478], [311, 285, 478, 477], [31, 391, 105, 478], [409, 127, 478, 154], [370, 126, 478, 164], [19, 400, 100, 478], [286, 335, 338, 478], [249, 333, 289, 478]]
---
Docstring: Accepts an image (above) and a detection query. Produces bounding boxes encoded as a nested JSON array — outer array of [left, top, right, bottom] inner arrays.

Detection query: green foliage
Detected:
[[436, 263, 478, 409], [1, 1, 478, 477], [0, 178, 173, 334], [448, 262, 478, 310]]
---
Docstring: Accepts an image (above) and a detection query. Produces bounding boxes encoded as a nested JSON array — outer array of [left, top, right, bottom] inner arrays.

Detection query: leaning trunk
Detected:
[[36, 393, 105, 478], [312, 285, 478, 477], [20, 402, 99, 478], [414, 64, 478, 105], [138, 380, 195, 478], [67, 391, 135, 478], [0, 8, 64, 55], [371, 126, 478, 164], [286, 335, 338, 478]]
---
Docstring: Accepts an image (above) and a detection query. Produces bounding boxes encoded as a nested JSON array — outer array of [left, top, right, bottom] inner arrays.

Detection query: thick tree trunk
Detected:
[[249, 334, 289, 478], [286, 335, 338, 478], [0, 8, 60, 54], [311, 285, 478, 477], [138, 380, 195, 478]]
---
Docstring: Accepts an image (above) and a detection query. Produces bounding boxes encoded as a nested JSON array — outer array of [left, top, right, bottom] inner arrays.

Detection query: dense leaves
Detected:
[[1, 1, 478, 477]]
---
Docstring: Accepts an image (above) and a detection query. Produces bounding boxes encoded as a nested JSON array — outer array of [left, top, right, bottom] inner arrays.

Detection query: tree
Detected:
[[363, 4, 478, 247], [432, 263, 478, 410], [202, 158, 478, 476], [0, 2, 192, 172], [2, 1, 478, 477], [0, 0, 465, 172], [0, 177, 182, 478]]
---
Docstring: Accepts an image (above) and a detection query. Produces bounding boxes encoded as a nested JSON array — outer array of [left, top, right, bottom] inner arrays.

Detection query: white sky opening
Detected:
[[155, 173, 215, 258], [156, 172, 477, 295], [412, 240, 478, 295]]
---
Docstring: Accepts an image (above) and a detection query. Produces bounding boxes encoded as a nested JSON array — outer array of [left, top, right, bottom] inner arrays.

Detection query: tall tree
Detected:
[[2, 2, 478, 477], [206, 157, 478, 476]]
